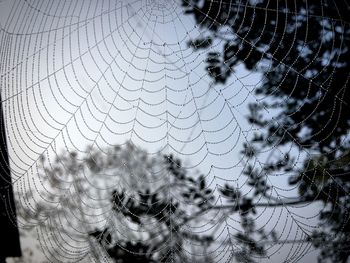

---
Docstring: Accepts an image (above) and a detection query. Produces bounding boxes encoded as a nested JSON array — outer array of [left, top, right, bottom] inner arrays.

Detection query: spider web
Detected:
[[0, 0, 349, 262]]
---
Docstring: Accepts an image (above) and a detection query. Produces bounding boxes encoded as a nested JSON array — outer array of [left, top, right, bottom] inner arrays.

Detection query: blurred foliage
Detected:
[[184, 0, 350, 262], [89, 152, 268, 262], [17, 144, 275, 262]]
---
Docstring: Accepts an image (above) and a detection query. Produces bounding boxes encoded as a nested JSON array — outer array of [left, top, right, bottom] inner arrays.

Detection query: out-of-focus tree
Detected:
[[183, 0, 350, 262], [17, 143, 285, 262]]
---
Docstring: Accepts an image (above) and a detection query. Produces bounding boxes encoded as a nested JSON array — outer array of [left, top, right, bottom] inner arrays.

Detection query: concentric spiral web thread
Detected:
[[0, 0, 349, 262]]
